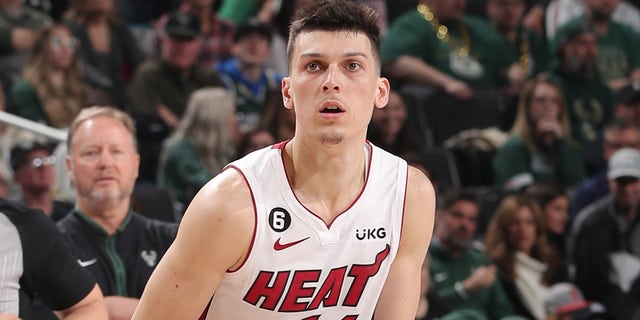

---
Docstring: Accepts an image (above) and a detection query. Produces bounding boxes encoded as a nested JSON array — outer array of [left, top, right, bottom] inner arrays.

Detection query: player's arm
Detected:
[[374, 166, 435, 319], [385, 56, 474, 100], [132, 168, 255, 319], [103, 296, 139, 320]]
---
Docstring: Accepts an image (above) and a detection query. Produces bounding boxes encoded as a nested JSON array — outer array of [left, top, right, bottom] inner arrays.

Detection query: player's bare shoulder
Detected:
[[177, 167, 256, 271], [190, 167, 255, 218], [406, 165, 435, 204], [403, 165, 436, 236]]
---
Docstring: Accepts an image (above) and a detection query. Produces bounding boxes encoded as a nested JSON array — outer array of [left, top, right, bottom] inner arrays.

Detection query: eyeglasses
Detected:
[[531, 96, 561, 105], [31, 156, 56, 168], [49, 36, 80, 49]]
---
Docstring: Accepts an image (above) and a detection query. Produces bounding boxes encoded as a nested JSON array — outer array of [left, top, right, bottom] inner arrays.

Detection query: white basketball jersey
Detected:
[[204, 142, 408, 320]]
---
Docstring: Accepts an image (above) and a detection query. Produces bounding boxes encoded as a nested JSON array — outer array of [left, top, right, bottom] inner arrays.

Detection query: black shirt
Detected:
[[57, 209, 178, 297], [0, 198, 96, 319]]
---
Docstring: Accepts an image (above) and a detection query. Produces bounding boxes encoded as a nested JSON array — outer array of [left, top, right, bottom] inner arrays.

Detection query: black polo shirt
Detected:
[[57, 209, 178, 298]]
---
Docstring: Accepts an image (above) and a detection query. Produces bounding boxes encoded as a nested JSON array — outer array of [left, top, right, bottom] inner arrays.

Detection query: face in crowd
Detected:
[[436, 198, 479, 251], [67, 114, 139, 208]]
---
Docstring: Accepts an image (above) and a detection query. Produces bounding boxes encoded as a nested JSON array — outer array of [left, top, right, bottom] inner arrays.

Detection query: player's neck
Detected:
[[286, 136, 366, 176], [284, 138, 368, 222]]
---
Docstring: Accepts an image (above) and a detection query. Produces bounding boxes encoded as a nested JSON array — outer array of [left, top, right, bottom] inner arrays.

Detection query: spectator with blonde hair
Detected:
[[493, 76, 585, 191], [10, 24, 88, 128], [486, 194, 562, 320], [158, 87, 238, 207]]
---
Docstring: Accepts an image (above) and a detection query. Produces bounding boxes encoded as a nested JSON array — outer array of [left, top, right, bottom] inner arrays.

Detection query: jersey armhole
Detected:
[[225, 165, 259, 274]]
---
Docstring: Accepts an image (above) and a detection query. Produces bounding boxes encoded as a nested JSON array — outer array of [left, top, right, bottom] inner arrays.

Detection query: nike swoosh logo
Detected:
[[274, 237, 310, 251], [77, 258, 98, 267]]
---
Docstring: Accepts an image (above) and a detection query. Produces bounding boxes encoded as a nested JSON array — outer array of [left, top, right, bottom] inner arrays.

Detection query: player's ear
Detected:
[[374, 77, 390, 109], [282, 77, 294, 110]]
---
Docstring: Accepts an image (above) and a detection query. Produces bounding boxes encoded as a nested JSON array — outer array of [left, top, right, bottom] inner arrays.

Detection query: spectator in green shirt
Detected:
[[553, 0, 640, 91], [381, 0, 524, 100], [429, 189, 516, 320], [493, 76, 586, 190]]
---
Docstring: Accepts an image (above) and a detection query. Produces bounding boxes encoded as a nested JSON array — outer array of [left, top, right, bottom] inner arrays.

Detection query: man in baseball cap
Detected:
[[164, 11, 202, 40], [10, 134, 72, 221], [607, 147, 640, 181], [613, 80, 640, 125], [128, 10, 226, 181], [572, 148, 640, 319]]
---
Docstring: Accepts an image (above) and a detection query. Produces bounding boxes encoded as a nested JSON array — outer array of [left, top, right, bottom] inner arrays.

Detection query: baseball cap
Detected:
[[10, 137, 55, 172], [607, 148, 640, 180], [616, 80, 640, 105], [552, 21, 595, 54], [165, 11, 201, 39], [544, 283, 607, 319], [233, 18, 272, 43]]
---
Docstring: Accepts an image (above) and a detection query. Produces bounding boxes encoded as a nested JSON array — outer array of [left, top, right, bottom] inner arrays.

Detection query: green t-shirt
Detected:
[[217, 0, 260, 25], [492, 135, 586, 188], [158, 137, 215, 206], [499, 27, 549, 78], [382, 11, 515, 87], [9, 79, 45, 123], [547, 67, 613, 147], [554, 16, 640, 83], [429, 241, 515, 320]]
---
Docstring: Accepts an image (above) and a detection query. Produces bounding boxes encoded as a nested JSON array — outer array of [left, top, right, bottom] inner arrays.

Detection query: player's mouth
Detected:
[[321, 106, 343, 113], [319, 100, 345, 114]]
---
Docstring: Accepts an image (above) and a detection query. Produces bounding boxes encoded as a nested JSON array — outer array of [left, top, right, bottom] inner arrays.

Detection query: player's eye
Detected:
[[346, 62, 361, 71], [307, 62, 321, 71]]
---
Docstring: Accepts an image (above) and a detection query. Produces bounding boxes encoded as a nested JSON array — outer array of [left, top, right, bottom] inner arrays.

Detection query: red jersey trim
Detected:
[[224, 165, 258, 274], [274, 141, 373, 229]]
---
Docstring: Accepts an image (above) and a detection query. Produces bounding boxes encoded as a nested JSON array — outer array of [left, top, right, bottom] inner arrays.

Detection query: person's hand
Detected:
[[0, 314, 21, 320], [463, 264, 497, 293], [507, 64, 525, 86], [257, 0, 277, 23], [537, 118, 562, 137], [537, 118, 562, 145], [522, 5, 545, 35], [443, 79, 474, 100], [504, 64, 526, 95], [11, 27, 36, 52], [607, 78, 632, 92], [156, 104, 180, 128]]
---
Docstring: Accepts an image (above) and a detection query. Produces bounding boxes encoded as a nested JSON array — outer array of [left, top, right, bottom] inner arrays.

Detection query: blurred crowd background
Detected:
[[0, 0, 639, 319]]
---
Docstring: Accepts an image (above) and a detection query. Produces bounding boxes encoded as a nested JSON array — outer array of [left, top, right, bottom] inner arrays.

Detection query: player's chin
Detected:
[[318, 132, 345, 145]]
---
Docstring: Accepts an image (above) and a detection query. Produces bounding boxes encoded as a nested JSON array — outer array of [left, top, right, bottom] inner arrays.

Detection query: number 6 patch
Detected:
[[268, 207, 291, 232]]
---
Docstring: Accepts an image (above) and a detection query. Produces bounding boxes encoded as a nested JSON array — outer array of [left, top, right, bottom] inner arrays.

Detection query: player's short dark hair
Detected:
[[286, 0, 381, 73]]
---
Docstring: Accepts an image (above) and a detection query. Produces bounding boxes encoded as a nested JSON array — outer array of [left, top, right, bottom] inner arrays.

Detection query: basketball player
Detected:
[[132, 0, 436, 319]]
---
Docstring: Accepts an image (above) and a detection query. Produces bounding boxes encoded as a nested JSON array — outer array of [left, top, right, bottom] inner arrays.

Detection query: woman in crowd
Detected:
[[236, 129, 276, 158], [65, 0, 145, 108], [485, 194, 561, 320], [524, 183, 571, 263], [367, 89, 417, 156], [157, 87, 238, 207], [493, 76, 585, 191], [10, 24, 88, 128]]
